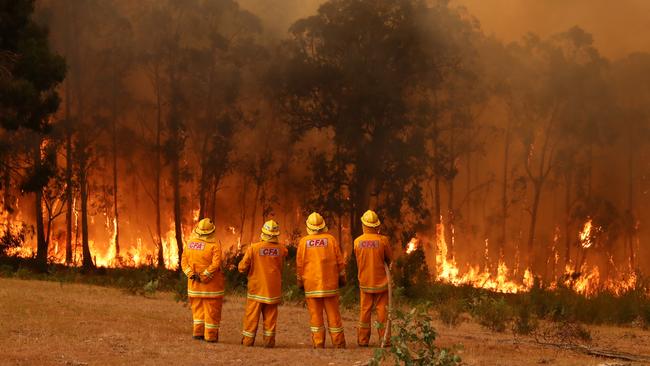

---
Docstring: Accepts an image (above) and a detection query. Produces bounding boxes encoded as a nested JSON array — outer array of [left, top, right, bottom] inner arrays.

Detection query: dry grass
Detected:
[[1, 278, 649, 365]]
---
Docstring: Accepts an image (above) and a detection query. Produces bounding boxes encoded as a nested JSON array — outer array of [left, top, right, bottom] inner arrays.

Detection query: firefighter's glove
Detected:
[[297, 280, 304, 291], [190, 274, 201, 283], [338, 275, 347, 288]]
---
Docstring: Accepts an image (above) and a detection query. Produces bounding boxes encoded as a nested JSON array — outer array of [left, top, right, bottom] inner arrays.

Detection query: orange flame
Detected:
[[406, 237, 418, 254], [580, 219, 594, 248]]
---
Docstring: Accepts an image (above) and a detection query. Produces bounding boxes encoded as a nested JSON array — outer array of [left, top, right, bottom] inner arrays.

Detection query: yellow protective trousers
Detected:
[[357, 291, 389, 346], [306, 296, 346, 348], [241, 299, 279, 348], [190, 297, 223, 342]]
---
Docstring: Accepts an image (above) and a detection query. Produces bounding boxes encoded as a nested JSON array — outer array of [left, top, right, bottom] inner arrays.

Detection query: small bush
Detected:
[[512, 302, 538, 335], [471, 296, 512, 332], [371, 307, 462, 366], [15, 266, 33, 279], [641, 303, 650, 329], [535, 320, 592, 345], [438, 298, 464, 327], [0, 264, 14, 277], [143, 279, 159, 297], [339, 284, 359, 310], [173, 274, 188, 303]]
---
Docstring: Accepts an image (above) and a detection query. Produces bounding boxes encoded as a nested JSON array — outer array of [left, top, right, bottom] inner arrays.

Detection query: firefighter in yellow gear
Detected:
[[296, 212, 347, 348], [180, 218, 224, 342], [238, 220, 288, 348], [354, 210, 393, 347]]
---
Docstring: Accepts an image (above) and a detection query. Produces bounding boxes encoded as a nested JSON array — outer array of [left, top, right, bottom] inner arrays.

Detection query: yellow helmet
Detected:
[[361, 210, 381, 228], [306, 212, 326, 232], [194, 218, 216, 236], [261, 220, 280, 236]]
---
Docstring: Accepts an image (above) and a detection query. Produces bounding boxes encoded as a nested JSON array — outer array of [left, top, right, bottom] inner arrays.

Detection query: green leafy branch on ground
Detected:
[[370, 306, 462, 366]]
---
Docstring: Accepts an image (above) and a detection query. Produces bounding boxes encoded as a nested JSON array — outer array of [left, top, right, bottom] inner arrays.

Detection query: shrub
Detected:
[[437, 298, 464, 328], [143, 279, 159, 297], [173, 273, 188, 303], [371, 307, 462, 366], [640, 302, 650, 329], [512, 300, 538, 335], [339, 284, 359, 310], [0, 264, 14, 277], [471, 296, 512, 332], [535, 320, 592, 344]]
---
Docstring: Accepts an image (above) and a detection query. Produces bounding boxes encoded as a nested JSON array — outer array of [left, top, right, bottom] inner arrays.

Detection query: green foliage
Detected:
[[437, 298, 465, 328], [392, 247, 431, 298], [470, 296, 512, 332], [221, 249, 247, 294], [339, 283, 359, 310], [512, 297, 538, 335], [173, 272, 188, 303], [371, 307, 461, 366], [0, 264, 13, 277], [143, 279, 159, 297], [640, 302, 650, 329]]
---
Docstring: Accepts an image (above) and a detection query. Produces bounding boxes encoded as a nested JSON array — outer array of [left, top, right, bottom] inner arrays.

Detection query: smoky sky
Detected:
[[455, 0, 650, 60], [241, 0, 650, 59]]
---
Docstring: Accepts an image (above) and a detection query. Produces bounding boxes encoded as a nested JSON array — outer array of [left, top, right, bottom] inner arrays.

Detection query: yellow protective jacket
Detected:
[[354, 232, 393, 293], [297, 233, 345, 298], [181, 233, 225, 298], [238, 241, 288, 304]]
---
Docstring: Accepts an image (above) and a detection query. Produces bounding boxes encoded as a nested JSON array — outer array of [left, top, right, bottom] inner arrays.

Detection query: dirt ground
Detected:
[[1, 278, 649, 365]]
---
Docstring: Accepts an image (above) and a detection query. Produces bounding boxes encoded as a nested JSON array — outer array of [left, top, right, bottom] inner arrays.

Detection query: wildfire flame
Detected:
[[580, 219, 594, 248], [405, 237, 418, 254]]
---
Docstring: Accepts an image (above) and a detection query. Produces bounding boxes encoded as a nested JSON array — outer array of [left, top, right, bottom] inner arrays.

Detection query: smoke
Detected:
[[237, 0, 322, 37], [453, 0, 650, 59], [1, 0, 647, 292]]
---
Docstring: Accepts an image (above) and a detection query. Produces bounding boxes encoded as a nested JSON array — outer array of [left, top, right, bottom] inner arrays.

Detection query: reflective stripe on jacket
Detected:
[[181, 233, 225, 298], [238, 241, 288, 304], [354, 233, 393, 293], [297, 233, 345, 298]]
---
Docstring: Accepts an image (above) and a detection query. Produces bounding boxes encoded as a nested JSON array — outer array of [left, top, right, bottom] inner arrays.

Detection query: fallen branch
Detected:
[[521, 339, 650, 363]]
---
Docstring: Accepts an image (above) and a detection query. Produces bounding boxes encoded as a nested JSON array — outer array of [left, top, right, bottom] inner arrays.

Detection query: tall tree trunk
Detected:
[[564, 172, 572, 267], [527, 181, 542, 270], [626, 143, 636, 270], [111, 63, 120, 257], [169, 68, 184, 271], [446, 125, 455, 257], [2, 161, 10, 213], [64, 101, 73, 264], [500, 119, 511, 261], [79, 145, 94, 269], [154, 68, 164, 268], [249, 181, 261, 243], [198, 134, 209, 219], [172, 151, 183, 270], [34, 138, 47, 270], [432, 117, 442, 229]]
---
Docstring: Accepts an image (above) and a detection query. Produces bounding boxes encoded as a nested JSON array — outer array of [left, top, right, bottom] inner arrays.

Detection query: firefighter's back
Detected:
[[354, 233, 390, 293], [184, 234, 224, 297], [247, 241, 286, 303], [299, 232, 340, 297]]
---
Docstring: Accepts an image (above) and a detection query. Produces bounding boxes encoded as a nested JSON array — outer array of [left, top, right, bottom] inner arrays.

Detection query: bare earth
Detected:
[[1, 278, 649, 365]]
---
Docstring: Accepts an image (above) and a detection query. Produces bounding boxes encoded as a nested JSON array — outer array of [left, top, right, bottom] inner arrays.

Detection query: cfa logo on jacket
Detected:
[[306, 238, 328, 248], [260, 247, 280, 257], [188, 242, 205, 250], [359, 240, 379, 249]]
